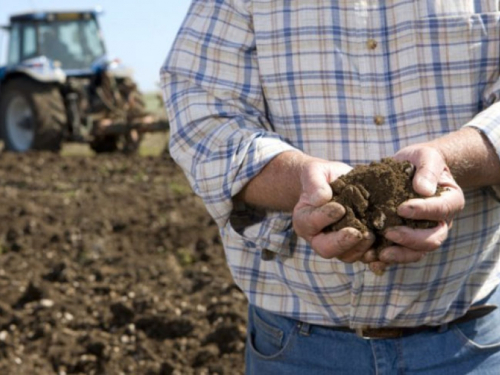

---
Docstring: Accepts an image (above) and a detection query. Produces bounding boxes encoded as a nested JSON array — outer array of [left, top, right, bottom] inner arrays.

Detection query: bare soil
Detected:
[[0, 152, 247, 375], [328, 158, 439, 254]]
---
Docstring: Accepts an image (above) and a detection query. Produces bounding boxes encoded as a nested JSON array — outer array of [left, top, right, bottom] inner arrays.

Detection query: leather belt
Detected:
[[329, 304, 497, 339]]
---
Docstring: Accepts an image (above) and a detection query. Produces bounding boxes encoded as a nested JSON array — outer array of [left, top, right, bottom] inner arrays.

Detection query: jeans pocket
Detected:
[[247, 305, 299, 360], [452, 307, 500, 352]]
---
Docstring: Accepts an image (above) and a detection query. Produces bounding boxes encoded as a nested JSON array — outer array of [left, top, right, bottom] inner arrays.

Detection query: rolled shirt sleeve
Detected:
[[160, 0, 299, 254], [463, 82, 500, 199]]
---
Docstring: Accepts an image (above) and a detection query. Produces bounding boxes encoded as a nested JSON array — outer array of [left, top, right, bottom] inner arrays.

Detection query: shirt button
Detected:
[[374, 115, 385, 126], [367, 39, 378, 50]]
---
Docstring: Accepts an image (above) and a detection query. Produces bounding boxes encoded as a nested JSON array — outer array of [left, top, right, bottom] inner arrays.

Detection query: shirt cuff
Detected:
[[203, 135, 299, 257], [463, 101, 500, 200], [226, 207, 295, 258], [228, 136, 298, 257]]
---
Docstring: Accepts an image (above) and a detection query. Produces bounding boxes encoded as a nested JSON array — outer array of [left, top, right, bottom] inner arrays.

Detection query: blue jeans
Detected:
[[245, 287, 500, 374]]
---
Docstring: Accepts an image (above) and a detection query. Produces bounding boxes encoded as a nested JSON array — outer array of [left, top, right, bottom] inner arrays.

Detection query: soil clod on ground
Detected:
[[327, 158, 439, 254]]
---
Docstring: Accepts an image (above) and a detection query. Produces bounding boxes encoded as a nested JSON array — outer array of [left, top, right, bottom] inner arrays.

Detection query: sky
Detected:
[[0, 0, 192, 92]]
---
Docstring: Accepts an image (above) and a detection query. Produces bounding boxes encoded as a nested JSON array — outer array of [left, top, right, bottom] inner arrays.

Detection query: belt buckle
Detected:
[[355, 327, 404, 339]]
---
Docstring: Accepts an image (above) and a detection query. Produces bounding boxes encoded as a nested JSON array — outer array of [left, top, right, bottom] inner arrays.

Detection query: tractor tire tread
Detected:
[[0, 77, 66, 152]]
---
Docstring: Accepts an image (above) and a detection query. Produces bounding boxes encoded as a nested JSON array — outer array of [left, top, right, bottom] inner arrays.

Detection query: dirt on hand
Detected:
[[327, 158, 439, 254], [0, 152, 247, 375]]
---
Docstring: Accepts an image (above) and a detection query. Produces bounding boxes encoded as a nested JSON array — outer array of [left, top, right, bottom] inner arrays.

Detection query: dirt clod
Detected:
[[328, 158, 439, 254]]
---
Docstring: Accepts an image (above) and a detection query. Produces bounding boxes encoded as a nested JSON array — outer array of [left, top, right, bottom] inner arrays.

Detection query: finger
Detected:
[[384, 222, 448, 252], [448, 219, 454, 230], [293, 202, 345, 240], [369, 261, 389, 275], [336, 232, 376, 263], [378, 246, 427, 264], [310, 227, 366, 259], [398, 189, 465, 221], [360, 249, 378, 263]]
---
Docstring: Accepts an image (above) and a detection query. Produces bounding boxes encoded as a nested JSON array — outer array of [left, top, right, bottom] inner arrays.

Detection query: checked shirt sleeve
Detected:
[[463, 82, 500, 200], [160, 0, 299, 254]]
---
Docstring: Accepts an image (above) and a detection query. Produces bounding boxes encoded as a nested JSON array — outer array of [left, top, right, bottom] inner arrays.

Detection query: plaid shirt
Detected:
[[161, 0, 500, 328]]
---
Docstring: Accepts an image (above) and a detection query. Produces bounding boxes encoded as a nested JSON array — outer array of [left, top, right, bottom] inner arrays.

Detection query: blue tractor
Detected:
[[0, 10, 166, 153]]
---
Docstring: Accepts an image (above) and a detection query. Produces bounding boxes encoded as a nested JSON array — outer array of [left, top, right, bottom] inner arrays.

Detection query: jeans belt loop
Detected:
[[299, 322, 311, 336], [437, 323, 449, 333], [355, 327, 368, 339]]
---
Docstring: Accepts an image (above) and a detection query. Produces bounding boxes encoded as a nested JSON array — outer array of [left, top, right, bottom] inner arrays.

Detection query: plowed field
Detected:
[[0, 151, 247, 375]]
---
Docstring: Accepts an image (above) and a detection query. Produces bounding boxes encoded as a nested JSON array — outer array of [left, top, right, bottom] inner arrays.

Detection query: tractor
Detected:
[[0, 9, 167, 153]]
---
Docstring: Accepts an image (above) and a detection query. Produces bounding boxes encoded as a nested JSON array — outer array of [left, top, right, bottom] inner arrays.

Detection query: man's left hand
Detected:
[[370, 144, 465, 272]]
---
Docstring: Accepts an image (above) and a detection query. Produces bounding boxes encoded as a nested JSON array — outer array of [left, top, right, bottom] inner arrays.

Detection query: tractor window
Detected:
[[7, 24, 20, 65], [83, 19, 104, 59], [58, 23, 84, 59], [22, 25, 37, 59], [39, 18, 105, 70]]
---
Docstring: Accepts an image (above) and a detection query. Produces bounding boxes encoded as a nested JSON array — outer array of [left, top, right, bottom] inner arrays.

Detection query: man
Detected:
[[161, 1, 500, 373]]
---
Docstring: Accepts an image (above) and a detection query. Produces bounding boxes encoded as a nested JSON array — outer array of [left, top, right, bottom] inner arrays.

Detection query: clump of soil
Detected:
[[327, 158, 439, 254]]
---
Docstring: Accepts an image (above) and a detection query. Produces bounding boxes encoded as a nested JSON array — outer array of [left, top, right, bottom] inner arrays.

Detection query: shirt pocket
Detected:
[[414, 12, 500, 127], [419, 0, 500, 16], [252, 5, 365, 148]]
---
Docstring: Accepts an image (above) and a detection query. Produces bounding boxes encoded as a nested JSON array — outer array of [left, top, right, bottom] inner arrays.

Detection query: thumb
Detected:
[[414, 171, 437, 196], [301, 163, 333, 207], [413, 156, 444, 196]]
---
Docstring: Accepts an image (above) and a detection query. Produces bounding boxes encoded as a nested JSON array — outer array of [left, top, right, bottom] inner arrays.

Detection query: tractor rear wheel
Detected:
[[0, 77, 66, 152]]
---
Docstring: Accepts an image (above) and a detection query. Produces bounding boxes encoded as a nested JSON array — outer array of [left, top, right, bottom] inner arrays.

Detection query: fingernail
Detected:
[[419, 177, 436, 196], [308, 193, 321, 206], [386, 230, 402, 243], [310, 189, 330, 206], [342, 230, 358, 243], [398, 205, 414, 219]]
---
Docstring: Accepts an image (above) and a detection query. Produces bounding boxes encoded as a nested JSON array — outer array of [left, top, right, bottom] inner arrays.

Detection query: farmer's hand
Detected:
[[373, 145, 465, 269], [293, 159, 375, 262]]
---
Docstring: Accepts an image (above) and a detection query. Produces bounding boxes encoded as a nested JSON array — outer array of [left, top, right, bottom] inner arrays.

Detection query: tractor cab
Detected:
[[7, 11, 105, 72]]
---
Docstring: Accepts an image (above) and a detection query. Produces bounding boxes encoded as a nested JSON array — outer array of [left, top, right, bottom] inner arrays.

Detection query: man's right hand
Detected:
[[292, 159, 375, 262]]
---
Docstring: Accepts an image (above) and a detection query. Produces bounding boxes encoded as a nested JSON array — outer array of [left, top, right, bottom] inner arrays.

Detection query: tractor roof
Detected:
[[9, 9, 101, 23]]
